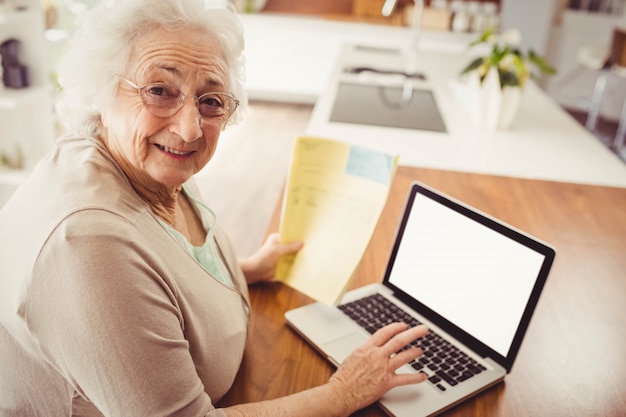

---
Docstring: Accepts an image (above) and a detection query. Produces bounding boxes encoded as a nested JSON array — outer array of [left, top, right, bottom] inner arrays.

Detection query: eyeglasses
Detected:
[[116, 75, 239, 121]]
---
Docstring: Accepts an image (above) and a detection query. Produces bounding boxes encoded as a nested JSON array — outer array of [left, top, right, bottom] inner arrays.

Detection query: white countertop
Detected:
[[239, 13, 477, 104], [240, 14, 626, 187], [306, 44, 626, 188]]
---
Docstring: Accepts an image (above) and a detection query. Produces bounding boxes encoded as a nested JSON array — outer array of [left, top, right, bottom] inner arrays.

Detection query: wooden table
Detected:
[[219, 166, 626, 416]]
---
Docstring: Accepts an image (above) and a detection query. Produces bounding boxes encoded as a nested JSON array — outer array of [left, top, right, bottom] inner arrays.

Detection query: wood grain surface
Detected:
[[219, 166, 626, 417]]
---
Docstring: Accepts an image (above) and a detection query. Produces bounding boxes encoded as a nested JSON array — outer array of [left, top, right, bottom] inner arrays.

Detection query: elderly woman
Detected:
[[0, 0, 428, 416]]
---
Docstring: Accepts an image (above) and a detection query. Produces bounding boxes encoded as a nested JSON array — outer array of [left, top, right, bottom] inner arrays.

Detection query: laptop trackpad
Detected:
[[323, 332, 369, 365]]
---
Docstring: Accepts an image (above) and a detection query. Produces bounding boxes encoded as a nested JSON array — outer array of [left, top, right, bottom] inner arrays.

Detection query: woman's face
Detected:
[[101, 26, 231, 191]]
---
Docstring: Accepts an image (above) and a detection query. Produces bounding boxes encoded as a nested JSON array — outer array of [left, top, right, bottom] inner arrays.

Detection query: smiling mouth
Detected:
[[155, 144, 193, 156]]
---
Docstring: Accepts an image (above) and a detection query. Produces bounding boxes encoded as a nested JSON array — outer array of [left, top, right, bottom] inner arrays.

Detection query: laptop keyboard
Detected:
[[338, 293, 487, 392]]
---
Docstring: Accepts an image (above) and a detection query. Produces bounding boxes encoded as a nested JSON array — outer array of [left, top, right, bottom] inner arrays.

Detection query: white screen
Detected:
[[388, 193, 546, 357]]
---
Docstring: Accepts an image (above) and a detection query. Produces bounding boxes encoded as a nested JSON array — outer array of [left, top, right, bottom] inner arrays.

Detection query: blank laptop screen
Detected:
[[387, 192, 546, 357]]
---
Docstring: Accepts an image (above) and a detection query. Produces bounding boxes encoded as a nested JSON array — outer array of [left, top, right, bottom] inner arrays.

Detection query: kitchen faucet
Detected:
[[381, 0, 424, 63], [381, 0, 397, 17], [380, 0, 426, 104]]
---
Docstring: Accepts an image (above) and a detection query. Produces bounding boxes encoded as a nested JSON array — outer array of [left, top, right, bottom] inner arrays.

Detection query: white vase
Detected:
[[466, 68, 523, 131]]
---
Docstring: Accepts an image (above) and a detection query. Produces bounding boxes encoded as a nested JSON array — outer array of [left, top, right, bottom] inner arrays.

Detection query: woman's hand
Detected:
[[239, 233, 303, 285], [222, 322, 428, 417], [327, 323, 429, 415]]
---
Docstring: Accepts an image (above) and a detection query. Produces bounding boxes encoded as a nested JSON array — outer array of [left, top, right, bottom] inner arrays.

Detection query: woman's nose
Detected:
[[171, 98, 203, 142]]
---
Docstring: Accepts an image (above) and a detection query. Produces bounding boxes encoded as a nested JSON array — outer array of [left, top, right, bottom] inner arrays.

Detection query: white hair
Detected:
[[56, 0, 247, 137]]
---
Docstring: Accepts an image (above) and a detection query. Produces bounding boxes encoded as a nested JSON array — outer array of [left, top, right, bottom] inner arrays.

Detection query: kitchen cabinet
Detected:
[[0, 0, 55, 206]]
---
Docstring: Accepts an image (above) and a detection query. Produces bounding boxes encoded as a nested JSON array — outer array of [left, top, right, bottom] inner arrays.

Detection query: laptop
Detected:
[[285, 181, 556, 417]]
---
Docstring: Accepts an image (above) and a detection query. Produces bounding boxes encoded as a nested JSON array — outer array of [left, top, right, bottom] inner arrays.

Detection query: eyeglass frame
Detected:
[[115, 74, 240, 122]]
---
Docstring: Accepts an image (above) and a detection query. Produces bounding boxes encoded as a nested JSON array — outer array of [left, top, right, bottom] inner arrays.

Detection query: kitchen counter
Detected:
[[239, 13, 625, 187], [239, 13, 477, 104], [306, 43, 626, 188]]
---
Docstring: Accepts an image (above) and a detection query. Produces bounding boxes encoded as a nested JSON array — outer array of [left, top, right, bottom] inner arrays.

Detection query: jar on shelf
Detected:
[[450, 0, 470, 33], [431, 0, 449, 10], [468, 1, 488, 34], [482, 2, 500, 32]]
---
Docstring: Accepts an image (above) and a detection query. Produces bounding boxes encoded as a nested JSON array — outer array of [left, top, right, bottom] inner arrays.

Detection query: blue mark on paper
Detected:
[[345, 145, 395, 184]]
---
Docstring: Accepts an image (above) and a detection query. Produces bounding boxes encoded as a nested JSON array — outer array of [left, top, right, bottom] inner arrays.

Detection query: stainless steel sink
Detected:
[[329, 81, 447, 132]]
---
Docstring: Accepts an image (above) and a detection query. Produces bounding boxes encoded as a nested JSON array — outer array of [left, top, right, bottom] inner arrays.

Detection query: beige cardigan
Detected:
[[0, 135, 250, 416]]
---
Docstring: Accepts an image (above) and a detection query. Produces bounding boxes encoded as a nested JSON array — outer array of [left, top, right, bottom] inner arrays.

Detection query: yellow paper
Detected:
[[276, 136, 398, 304]]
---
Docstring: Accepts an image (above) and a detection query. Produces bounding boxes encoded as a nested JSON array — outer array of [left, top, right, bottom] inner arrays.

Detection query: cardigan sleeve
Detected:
[[21, 209, 227, 417]]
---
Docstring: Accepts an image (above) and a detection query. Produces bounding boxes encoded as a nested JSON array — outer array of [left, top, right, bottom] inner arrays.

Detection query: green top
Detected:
[[159, 185, 234, 288]]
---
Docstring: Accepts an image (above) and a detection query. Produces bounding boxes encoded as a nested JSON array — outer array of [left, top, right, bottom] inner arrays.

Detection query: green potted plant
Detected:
[[461, 26, 556, 88], [459, 27, 556, 130]]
